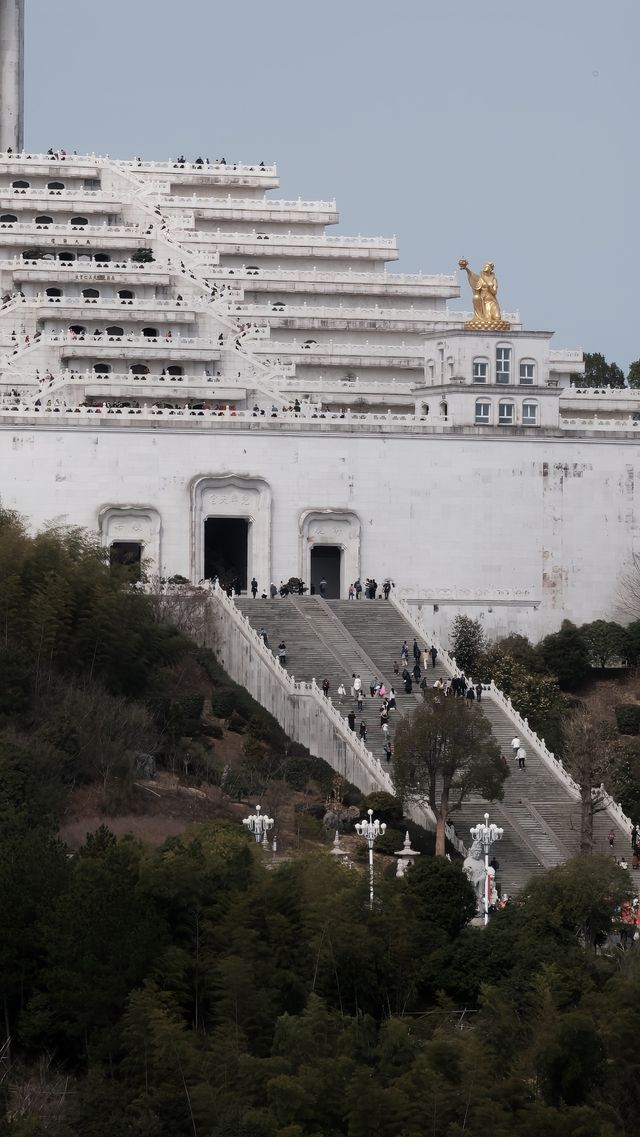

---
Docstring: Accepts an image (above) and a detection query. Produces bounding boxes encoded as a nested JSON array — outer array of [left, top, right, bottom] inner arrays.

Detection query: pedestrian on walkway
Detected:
[[517, 746, 527, 769], [251, 576, 258, 597], [359, 720, 367, 741], [401, 640, 409, 663], [393, 659, 400, 675], [475, 683, 483, 701], [350, 673, 356, 698], [465, 685, 475, 704], [511, 735, 521, 758], [270, 582, 277, 598], [369, 677, 377, 698], [353, 674, 362, 699], [404, 674, 413, 694], [413, 639, 420, 662], [430, 644, 438, 668], [322, 676, 330, 698], [413, 661, 421, 683], [337, 682, 346, 704], [388, 687, 396, 710], [277, 640, 286, 666], [383, 740, 393, 762], [348, 710, 356, 731], [319, 577, 327, 597], [259, 627, 269, 648], [354, 578, 362, 599], [357, 691, 364, 712], [382, 721, 390, 739], [383, 580, 391, 600]]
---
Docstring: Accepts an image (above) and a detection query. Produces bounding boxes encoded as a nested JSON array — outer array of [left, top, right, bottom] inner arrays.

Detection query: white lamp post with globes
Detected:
[[469, 811, 503, 925], [355, 808, 387, 909], [242, 803, 274, 845]]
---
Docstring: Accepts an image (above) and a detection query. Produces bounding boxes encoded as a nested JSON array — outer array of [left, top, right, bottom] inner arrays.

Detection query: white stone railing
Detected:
[[560, 417, 640, 431], [0, 222, 140, 235], [0, 256, 173, 274], [550, 349, 583, 362], [29, 331, 222, 349], [0, 190, 119, 203], [0, 403, 446, 429], [181, 229, 397, 250], [27, 296, 208, 311], [203, 264, 458, 287], [253, 340, 425, 359], [566, 386, 629, 396], [390, 593, 632, 836], [115, 158, 278, 176], [231, 302, 457, 323], [165, 194, 337, 211]]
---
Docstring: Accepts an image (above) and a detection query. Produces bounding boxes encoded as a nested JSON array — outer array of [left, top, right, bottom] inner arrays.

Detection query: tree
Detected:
[[580, 620, 626, 668], [448, 615, 487, 675], [539, 620, 591, 689], [562, 703, 615, 854], [570, 352, 625, 389], [392, 692, 506, 856], [484, 650, 566, 753], [627, 359, 640, 388]]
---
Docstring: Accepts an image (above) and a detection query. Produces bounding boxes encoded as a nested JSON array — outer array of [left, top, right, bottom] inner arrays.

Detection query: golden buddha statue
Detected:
[[458, 259, 511, 330]]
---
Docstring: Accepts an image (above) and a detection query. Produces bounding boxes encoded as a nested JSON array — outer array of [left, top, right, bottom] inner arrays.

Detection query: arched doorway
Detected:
[[203, 517, 249, 591], [310, 546, 341, 598]]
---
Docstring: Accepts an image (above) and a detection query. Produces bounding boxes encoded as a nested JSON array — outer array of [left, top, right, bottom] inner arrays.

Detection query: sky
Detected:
[[24, 0, 639, 368]]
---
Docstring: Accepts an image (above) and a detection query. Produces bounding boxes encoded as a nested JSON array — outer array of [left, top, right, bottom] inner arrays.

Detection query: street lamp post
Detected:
[[469, 811, 503, 925], [242, 803, 274, 844], [355, 808, 387, 909]]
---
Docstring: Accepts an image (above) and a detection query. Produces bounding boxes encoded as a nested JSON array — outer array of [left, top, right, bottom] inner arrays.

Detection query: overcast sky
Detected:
[[25, 0, 639, 368]]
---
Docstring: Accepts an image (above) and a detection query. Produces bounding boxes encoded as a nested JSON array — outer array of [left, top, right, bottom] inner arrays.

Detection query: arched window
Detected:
[[58, 251, 75, 261], [496, 343, 512, 384], [94, 252, 110, 263], [12, 179, 29, 190], [93, 362, 111, 374], [46, 287, 62, 299], [522, 399, 539, 426], [142, 327, 159, 338], [519, 359, 536, 385], [246, 265, 260, 275], [498, 400, 515, 425], [472, 357, 489, 383], [35, 215, 53, 227], [167, 365, 183, 376], [131, 363, 150, 375], [105, 325, 124, 337], [47, 181, 65, 192], [0, 213, 17, 224], [70, 216, 89, 227], [118, 289, 134, 301], [82, 287, 100, 299], [68, 324, 86, 336], [475, 399, 491, 424]]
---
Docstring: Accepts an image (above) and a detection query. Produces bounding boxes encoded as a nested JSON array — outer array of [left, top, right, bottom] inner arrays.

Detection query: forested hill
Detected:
[[0, 509, 638, 1136]]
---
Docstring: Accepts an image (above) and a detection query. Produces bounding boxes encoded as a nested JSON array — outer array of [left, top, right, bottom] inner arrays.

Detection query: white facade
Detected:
[[0, 148, 637, 640]]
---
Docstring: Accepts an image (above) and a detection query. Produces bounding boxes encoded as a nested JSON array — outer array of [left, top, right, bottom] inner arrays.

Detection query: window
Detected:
[[82, 287, 99, 299], [0, 213, 17, 225], [496, 345, 511, 384], [105, 325, 124, 337], [12, 180, 29, 190], [475, 400, 490, 424], [35, 215, 53, 226], [498, 401, 514, 425], [47, 181, 65, 191], [142, 327, 159, 338], [46, 287, 62, 299], [70, 216, 89, 227], [472, 357, 488, 383], [118, 289, 134, 301], [94, 252, 110, 263], [519, 360, 535, 385], [93, 362, 111, 374], [522, 400, 538, 426]]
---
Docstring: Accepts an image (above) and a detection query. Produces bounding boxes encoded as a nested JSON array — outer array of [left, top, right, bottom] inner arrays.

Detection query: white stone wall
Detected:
[[0, 419, 637, 638]]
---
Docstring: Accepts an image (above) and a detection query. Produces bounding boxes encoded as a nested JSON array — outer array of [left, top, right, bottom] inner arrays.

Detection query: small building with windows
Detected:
[[418, 328, 575, 430]]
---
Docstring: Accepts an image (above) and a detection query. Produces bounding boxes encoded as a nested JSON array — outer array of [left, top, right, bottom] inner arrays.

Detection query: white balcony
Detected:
[[0, 222, 141, 242], [40, 331, 222, 360], [0, 191, 121, 212], [231, 301, 462, 332], [205, 264, 459, 297], [181, 229, 397, 260], [252, 339, 424, 367], [161, 195, 339, 226], [2, 259, 174, 285]]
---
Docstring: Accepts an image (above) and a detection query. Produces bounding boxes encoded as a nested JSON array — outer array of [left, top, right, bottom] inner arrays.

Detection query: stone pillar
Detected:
[[0, 0, 24, 152]]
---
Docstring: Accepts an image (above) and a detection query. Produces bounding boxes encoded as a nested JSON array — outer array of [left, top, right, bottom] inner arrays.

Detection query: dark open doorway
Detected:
[[204, 517, 248, 591], [110, 541, 142, 581], [310, 546, 341, 599]]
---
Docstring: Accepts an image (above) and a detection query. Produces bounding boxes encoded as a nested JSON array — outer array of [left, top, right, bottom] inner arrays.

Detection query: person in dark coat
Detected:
[[347, 710, 356, 731], [404, 675, 413, 694]]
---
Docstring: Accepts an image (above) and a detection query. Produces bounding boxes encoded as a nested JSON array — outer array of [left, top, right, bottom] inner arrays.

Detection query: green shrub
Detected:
[[361, 791, 403, 824], [615, 704, 640, 735], [281, 753, 334, 792]]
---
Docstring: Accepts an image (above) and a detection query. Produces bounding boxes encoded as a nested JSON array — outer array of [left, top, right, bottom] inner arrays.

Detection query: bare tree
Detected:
[[392, 692, 506, 856], [562, 701, 615, 854]]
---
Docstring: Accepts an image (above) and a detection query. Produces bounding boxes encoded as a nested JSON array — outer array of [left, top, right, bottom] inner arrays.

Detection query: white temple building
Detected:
[[0, 0, 638, 641]]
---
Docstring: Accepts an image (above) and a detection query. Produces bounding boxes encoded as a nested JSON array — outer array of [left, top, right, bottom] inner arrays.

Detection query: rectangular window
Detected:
[[473, 359, 488, 383], [498, 402, 514, 425], [475, 402, 490, 424], [496, 346, 511, 384], [522, 402, 538, 425], [519, 362, 535, 385]]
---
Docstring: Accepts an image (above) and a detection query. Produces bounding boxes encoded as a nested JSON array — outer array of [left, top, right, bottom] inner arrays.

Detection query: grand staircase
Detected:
[[234, 595, 633, 895]]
